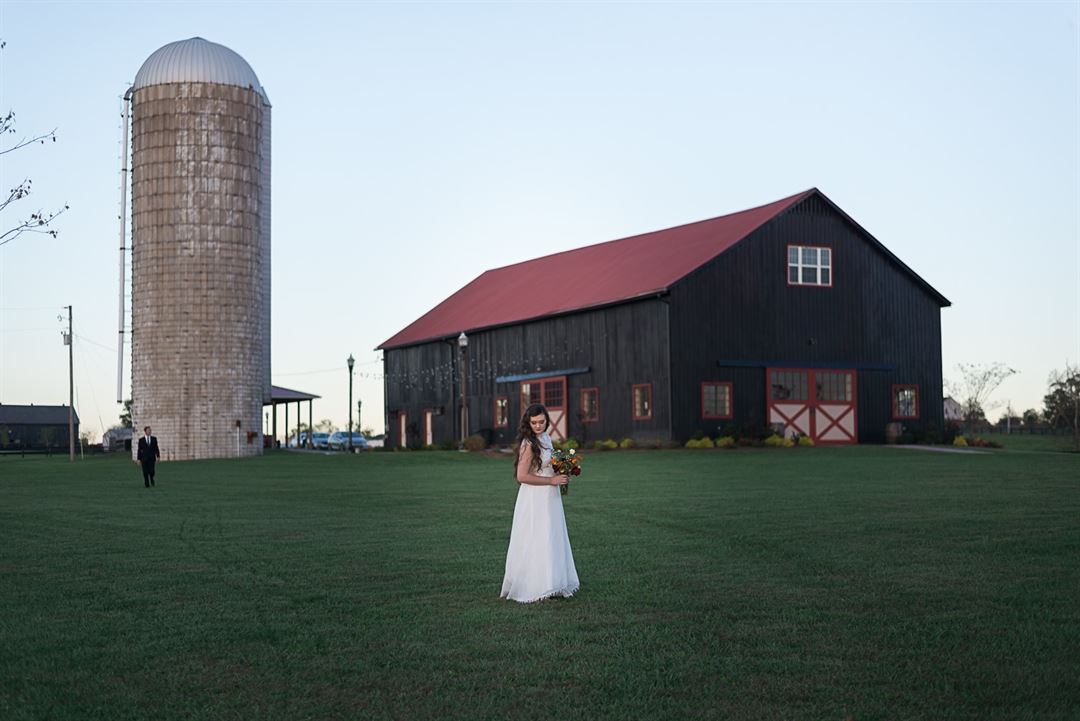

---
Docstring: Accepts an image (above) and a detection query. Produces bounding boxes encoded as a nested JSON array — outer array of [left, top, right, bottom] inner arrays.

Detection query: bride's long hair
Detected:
[[512, 403, 552, 476]]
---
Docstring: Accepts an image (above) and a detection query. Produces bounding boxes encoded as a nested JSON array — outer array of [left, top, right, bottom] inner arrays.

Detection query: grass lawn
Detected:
[[1, 446, 1077, 721], [970, 432, 1076, 454]]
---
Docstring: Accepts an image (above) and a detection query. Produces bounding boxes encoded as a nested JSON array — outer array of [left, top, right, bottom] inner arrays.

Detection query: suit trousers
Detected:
[[141, 460, 156, 486]]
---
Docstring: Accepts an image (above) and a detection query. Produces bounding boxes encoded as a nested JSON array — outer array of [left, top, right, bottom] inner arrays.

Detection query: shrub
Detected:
[[943, 421, 961, 445], [463, 434, 487, 452], [585, 440, 600, 450], [897, 432, 914, 444], [599, 439, 619, 451], [421, 443, 439, 451], [797, 435, 814, 447], [764, 434, 785, 447], [953, 436, 968, 447], [782, 437, 795, 448], [685, 438, 715, 449], [690, 430, 706, 441], [619, 438, 636, 449], [557, 438, 580, 450], [715, 436, 736, 449], [925, 423, 942, 445]]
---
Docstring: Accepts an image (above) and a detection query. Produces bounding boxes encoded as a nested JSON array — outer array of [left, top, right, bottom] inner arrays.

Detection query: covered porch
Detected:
[[264, 385, 321, 448]]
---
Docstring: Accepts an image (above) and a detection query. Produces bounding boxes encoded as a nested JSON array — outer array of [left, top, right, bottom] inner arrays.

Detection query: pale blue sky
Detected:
[[1, 1, 1077, 441]]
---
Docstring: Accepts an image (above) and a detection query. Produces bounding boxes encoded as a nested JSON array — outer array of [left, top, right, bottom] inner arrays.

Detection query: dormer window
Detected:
[[788, 245, 832, 287]]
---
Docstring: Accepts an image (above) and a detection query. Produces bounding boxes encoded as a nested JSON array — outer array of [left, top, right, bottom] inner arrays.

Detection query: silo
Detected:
[[128, 37, 271, 460]]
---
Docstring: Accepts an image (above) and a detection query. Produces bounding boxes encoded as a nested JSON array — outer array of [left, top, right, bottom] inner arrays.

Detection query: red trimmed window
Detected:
[[521, 382, 540, 409], [893, 385, 919, 419], [787, 245, 832, 287], [632, 384, 652, 421], [494, 397, 509, 427], [580, 388, 599, 422], [701, 382, 733, 419]]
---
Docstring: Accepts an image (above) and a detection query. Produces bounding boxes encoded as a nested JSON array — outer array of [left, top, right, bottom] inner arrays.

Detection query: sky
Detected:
[[0, 1, 1077, 442]]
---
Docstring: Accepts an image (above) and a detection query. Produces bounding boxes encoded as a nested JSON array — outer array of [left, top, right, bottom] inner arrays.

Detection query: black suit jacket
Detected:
[[137, 435, 160, 463]]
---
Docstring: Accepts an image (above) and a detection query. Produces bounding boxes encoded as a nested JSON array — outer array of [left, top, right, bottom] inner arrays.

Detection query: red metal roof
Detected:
[[379, 189, 814, 350]]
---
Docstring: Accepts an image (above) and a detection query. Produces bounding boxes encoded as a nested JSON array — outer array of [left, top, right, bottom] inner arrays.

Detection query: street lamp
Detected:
[[347, 354, 355, 452], [458, 332, 469, 446]]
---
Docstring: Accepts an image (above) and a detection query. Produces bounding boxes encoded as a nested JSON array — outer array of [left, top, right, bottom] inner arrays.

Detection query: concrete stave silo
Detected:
[[128, 37, 271, 460]]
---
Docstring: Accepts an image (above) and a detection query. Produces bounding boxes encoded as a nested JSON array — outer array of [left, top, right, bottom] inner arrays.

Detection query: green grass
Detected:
[[1, 447, 1078, 721], [969, 432, 1076, 453]]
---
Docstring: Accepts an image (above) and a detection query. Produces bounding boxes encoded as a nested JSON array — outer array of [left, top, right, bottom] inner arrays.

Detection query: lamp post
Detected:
[[458, 332, 469, 446], [347, 354, 355, 452]]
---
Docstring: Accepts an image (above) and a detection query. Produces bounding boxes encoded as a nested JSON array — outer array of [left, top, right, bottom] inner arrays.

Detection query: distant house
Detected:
[[943, 396, 963, 422], [0, 404, 79, 450], [379, 188, 950, 447], [103, 427, 134, 452]]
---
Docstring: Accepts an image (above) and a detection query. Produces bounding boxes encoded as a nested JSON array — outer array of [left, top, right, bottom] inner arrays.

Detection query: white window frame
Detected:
[[787, 245, 833, 287]]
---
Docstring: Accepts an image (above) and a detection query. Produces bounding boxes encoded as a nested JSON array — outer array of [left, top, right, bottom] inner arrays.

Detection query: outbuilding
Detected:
[[0, 404, 80, 451], [379, 189, 950, 447]]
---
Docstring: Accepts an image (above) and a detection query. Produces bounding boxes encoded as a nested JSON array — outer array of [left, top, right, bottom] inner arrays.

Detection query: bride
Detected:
[[500, 403, 580, 603]]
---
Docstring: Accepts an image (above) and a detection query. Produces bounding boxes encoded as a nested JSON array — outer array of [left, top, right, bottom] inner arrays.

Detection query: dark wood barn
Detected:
[[378, 189, 949, 448], [0, 404, 80, 451]]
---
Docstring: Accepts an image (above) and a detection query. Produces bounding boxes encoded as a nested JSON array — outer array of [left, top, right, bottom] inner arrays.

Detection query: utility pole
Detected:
[[65, 305, 74, 462]]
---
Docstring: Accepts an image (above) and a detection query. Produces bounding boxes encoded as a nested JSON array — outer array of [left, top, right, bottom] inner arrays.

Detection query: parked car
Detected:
[[287, 432, 331, 449], [328, 431, 368, 451]]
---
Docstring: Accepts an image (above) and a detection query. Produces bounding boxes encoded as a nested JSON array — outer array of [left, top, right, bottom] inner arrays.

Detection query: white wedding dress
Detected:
[[500, 432, 580, 603]]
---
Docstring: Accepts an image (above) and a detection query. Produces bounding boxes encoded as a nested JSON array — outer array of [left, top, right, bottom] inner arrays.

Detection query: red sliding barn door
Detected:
[[767, 368, 857, 444], [520, 376, 568, 441]]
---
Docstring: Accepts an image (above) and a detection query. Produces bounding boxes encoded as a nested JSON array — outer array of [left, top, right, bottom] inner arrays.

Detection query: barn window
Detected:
[[632, 384, 652, 421], [787, 245, 832, 287], [893, 385, 919, 419], [521, 382, 540, 408], [701, 382, 733, 419], [580, 388, 599, 422], [494, 397, 509, 427]]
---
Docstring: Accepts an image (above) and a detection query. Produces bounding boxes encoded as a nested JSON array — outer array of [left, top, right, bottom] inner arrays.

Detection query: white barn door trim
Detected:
[[767, 368, 858, 445]]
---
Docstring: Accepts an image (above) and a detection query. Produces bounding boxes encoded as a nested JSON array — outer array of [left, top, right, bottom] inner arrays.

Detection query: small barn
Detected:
[[379, 188, 950, 447], [0, 404, 80, 451]]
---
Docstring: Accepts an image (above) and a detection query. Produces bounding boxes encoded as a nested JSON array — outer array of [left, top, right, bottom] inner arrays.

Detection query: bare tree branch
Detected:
[[946, 362, 1018, 425], [0, 42, 66, 246], [1, 111, 58, 155]]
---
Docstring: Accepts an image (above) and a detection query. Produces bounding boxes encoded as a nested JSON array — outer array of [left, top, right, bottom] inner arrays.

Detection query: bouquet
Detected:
[[550, 448, 582, 496]]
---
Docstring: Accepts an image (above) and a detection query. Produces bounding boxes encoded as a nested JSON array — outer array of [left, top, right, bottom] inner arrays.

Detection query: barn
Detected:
[[378, 188, 950, 448], [0, 404, 80, 451]]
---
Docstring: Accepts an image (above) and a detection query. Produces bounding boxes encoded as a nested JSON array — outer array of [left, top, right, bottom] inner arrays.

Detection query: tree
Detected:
[[119, 399, 133, 429], [315, 418, 336, 432], [1021, 408, 1041, 427], [0, 41, 67, 247], [996, 413, 1022, 429], [1044, 363, 1080, 451], [946, 362, 1018, 426]]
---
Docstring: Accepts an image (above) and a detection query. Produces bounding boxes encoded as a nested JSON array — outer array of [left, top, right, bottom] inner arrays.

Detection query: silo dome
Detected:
[[133, 37, 269, 101]]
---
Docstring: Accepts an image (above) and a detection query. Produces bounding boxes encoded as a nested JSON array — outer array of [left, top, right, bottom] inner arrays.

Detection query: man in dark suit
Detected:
[[137, 425, 160, 488]]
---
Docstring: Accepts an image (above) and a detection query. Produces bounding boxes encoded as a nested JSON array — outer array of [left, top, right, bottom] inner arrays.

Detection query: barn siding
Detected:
[[668, 194, 945, 442], [384, 299, 671, 448]]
